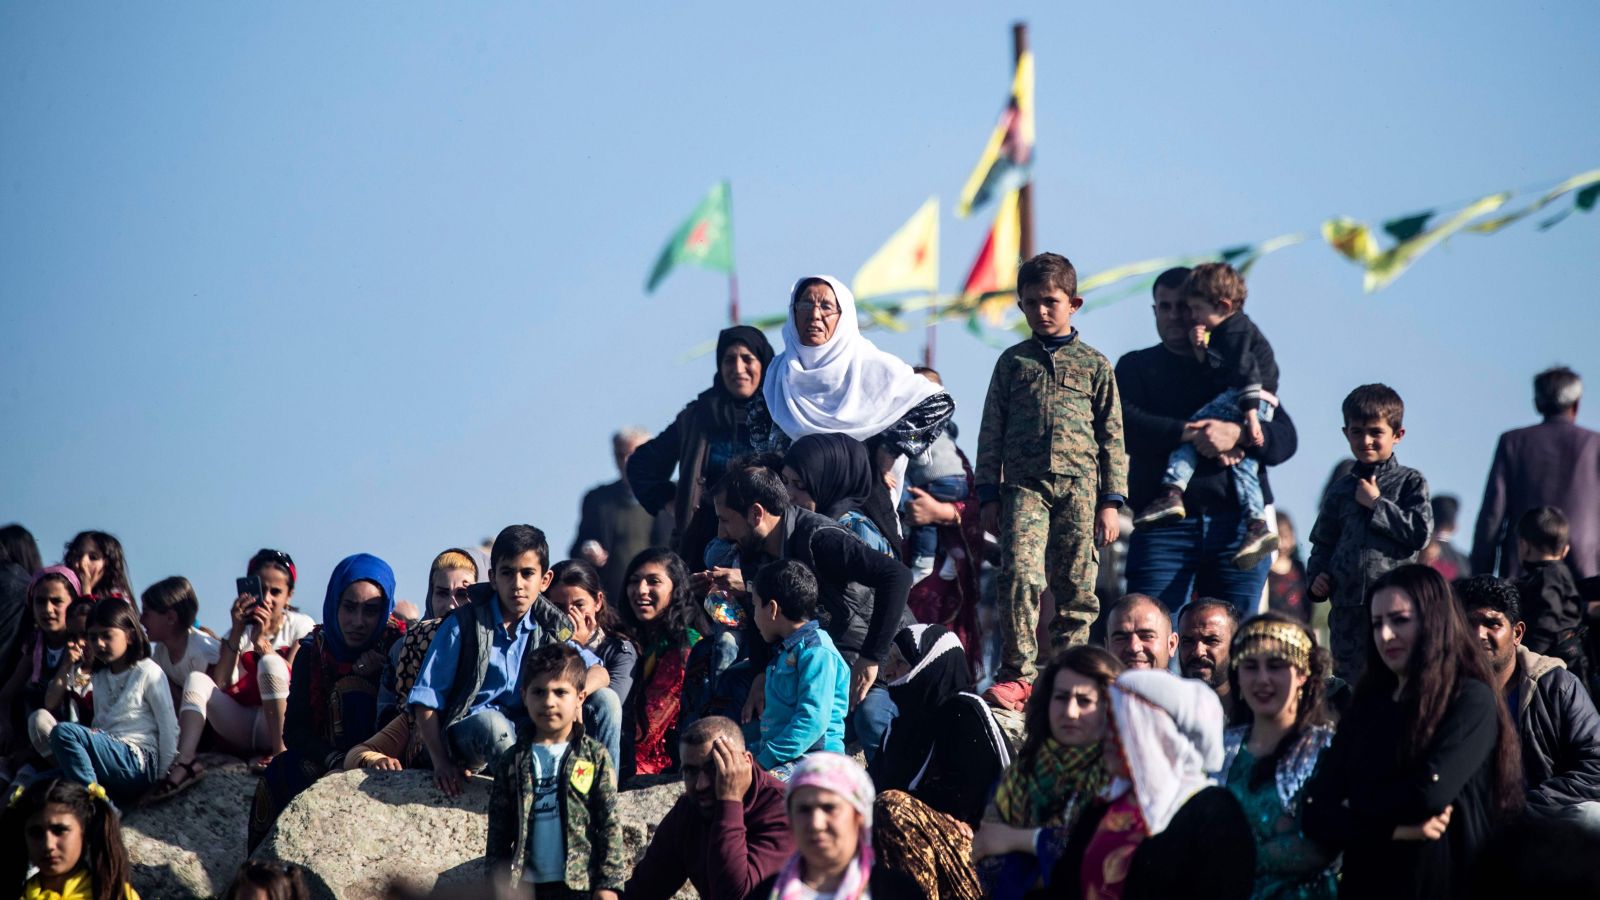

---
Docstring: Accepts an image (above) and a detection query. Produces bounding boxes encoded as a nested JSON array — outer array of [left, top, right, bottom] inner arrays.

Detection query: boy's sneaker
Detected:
[[1233, 519, 1280, 570], [910, 555, 936, 583], [938, 547, 965, 581], [1134, 486, 1187, 527], [983, 679, 1032, 712]]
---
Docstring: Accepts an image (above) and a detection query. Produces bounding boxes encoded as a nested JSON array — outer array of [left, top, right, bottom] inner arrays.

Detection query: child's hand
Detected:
[[228, 593, 256, 636], [1354, 474, 1381, 509], [593, 891, 620, 900], [1393, 805, 1451, 842], [1094, 506, 1120, 549], [369, 755, 403, 771], [57, 640, 84, 674], [1189, 324, 1209, 349], [432, 757, 469, 798], [849, 659, 879, 709], [981, 501, 1000, 537], [742, 672, 766, 723], [354, 649, 385, 679], [1310, 573, 1332, 598]]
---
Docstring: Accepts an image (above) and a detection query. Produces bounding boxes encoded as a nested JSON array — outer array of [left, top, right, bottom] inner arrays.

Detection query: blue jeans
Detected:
[[48, 722, 157, 800], [446, 708, 518, 770], [584, 687, 623, 770], [1125, 508, 1271, 615], [1161, 390, 1272, 520], [900, 474, 969, 559], [848, 683, 898, 766]]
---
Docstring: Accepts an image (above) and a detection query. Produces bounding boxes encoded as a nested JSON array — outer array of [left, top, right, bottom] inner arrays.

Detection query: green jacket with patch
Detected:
[[485, 725, 624, 891], [975, 334, 1128, 499]]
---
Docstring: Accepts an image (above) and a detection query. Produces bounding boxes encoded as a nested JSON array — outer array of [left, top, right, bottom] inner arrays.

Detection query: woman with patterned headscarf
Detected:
[[751, 752, 924, 899], [1220, 613, 1338, 899]]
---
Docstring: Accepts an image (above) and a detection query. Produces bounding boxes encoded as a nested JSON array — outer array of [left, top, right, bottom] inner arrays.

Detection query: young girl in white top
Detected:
[[139, 577, 222, 706], [45, 598, 178, 803], [150, 549, 310, 800]]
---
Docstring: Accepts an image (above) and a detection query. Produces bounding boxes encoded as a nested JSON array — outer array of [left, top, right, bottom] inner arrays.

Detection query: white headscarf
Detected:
[[764, 275, 941, 442], [1107, 669, 1226, 835]]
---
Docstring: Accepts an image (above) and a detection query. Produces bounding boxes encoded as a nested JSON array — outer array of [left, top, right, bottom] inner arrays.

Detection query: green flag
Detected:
[[645, 181, 735, 293]]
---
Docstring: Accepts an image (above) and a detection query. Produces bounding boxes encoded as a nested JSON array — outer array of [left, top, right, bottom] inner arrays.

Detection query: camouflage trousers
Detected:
[[996, 473, 1100, 683], [1328, 606, 1368, 684]]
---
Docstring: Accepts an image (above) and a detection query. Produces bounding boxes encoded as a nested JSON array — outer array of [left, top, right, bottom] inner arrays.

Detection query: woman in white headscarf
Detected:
[[751, 276, 956, 533], [972, 668, 1256, 899]]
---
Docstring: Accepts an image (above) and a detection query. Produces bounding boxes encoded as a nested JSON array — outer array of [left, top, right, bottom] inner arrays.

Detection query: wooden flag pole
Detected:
[[729, 271, 741, 325], [1014, 21, 1035, 264]]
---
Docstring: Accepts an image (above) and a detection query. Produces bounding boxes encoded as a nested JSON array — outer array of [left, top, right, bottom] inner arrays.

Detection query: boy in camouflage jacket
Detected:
[[486, 644, 623, 897], [976, 252, 1128, 711]]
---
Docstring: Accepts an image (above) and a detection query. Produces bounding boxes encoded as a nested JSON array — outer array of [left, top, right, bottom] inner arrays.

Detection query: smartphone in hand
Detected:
[[236, 575, 265, 610]]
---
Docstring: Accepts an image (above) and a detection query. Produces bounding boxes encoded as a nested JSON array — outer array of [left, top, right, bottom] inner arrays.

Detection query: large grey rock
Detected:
[[123, 755, 256, 900], [254, 769, 690, 900]]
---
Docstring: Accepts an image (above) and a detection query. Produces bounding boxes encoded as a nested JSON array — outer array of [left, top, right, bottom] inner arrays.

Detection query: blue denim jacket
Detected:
[[756, 620, 848, 769]]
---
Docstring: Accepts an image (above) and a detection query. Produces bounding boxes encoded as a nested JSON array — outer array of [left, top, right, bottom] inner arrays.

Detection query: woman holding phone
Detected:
[[147, 548, 314, 800]]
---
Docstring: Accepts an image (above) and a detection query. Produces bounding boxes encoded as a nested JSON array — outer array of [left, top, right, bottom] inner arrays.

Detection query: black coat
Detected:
[[1514, 646, 1600, 815], [1114, 343, 1299, 512], [1044, 786, 1255, 899], [1304, 678, 1502, 899]]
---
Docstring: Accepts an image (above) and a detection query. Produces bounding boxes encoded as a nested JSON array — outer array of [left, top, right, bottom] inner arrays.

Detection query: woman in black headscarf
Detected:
[[628, 326, 775, 569], [781, 432, 902, 556], [872, 623, 1011, 826]]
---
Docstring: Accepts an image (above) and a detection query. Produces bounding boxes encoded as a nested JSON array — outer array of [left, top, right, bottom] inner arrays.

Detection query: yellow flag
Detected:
[[852, 197, 940, 300], [1362, 193, 1509, 292]]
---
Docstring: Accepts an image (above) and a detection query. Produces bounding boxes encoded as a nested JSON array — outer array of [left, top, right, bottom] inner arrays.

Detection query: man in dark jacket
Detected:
[[705, 465, 913, 760], [624, 717, 793, 899], [1473, 366, 1600, 579], [1115, 268, 1299, 614], [1457, 575, 1600, 830]]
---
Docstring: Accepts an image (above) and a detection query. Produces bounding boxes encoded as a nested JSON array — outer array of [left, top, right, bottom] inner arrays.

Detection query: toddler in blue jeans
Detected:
[[1134, 262, 1281, 570]]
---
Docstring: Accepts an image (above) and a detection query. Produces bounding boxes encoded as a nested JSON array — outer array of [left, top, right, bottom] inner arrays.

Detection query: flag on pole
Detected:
[[852, 197, 940, 300], [961, 189, 1022, 322], [645, 181, 735, 293], [956, 52, 1035, 218]]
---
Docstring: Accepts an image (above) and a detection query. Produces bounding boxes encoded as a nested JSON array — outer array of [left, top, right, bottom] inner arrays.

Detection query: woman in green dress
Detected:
[[1221, 612, 1338, 899]]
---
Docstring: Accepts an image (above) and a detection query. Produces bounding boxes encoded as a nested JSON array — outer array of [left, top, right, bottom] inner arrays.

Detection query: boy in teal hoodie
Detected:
[[751, 560, 848, 779]]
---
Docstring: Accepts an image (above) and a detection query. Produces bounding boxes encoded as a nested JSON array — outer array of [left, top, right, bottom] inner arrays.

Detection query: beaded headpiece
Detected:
[[1230, 619, 1313, 672]]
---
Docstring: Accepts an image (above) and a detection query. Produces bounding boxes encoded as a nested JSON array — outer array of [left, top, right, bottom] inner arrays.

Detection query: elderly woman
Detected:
[[751, 276, 955, 532], [630, 325, 775, 569], [751, 752, 924, 899], [976, 668, 1255, 899], [1221, 613, 1338, 899]]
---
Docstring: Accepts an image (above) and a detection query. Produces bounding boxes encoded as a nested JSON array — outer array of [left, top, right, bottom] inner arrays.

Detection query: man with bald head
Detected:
[[624, 716, 793, 899], [1105, 593, 1179, 670], [1177, 599, 1238, 701]]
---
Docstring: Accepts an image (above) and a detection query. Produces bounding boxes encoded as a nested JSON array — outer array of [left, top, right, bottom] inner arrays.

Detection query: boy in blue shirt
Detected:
[[487, 643, 623, 897], [751, 559, 848, 780], [408, 524, 574, 797]]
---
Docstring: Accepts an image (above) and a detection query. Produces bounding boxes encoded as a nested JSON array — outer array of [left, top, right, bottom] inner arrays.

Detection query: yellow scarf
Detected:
[[23, 868, 140, 900]]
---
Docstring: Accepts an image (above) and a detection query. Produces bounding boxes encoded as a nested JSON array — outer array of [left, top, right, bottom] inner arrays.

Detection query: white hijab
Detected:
[[1107, 669, 1226, 835], [764, 275, 941, 442]]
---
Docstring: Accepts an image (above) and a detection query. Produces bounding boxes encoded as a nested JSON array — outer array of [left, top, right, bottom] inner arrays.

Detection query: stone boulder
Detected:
[[254, 769, 690, 900], [123, 755, 257, 899]]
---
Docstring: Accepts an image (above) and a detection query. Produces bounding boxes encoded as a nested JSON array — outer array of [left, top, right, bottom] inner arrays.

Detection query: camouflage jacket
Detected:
[[485, 726, 624, 891], [975, 333, 1128, 500], [1306, 454, 1432, 609]]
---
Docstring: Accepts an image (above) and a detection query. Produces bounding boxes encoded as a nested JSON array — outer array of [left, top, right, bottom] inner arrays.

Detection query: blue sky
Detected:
[[3, 2, 1597, 629]]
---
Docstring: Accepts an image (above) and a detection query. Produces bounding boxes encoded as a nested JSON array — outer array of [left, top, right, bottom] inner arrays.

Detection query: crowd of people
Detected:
[[3, 255, 1599, 899]]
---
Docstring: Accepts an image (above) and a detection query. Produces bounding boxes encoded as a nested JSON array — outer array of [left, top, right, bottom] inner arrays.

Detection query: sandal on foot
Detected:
[[146, 758, 205, 804]]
